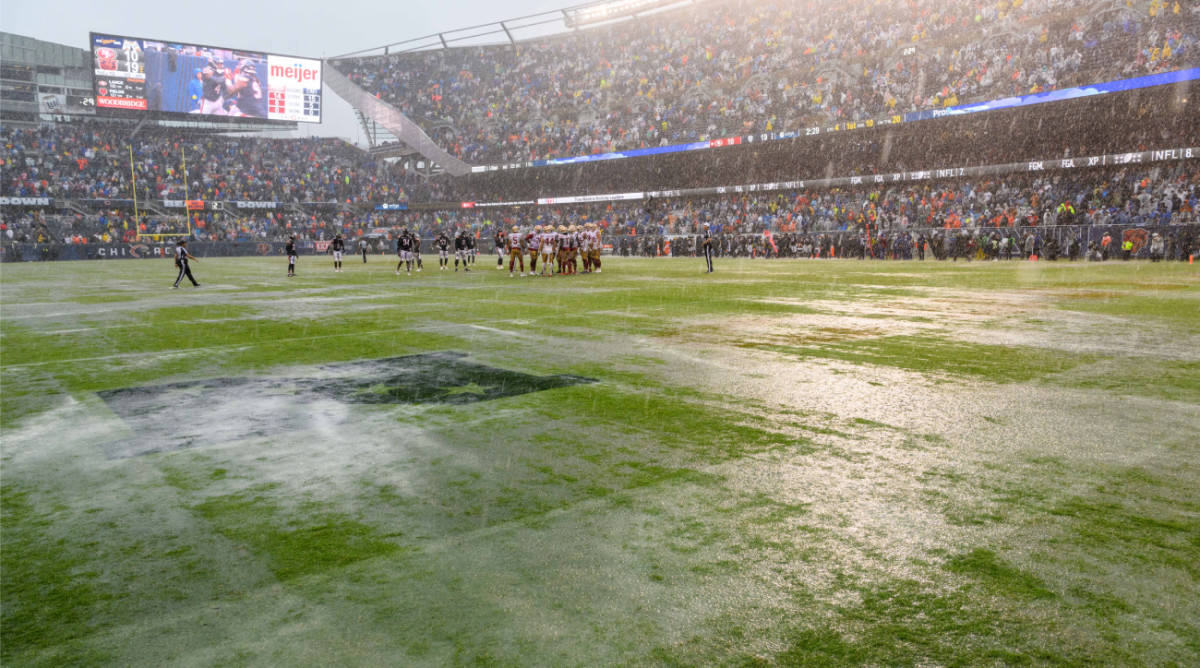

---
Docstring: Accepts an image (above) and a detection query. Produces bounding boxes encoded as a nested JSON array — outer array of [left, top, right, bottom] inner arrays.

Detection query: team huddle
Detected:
[[251, 226, 607, 281], [501, 224, 603, 277]]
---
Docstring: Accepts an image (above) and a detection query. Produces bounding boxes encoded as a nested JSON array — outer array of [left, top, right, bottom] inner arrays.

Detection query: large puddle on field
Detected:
[[96, 352, 595, 458]]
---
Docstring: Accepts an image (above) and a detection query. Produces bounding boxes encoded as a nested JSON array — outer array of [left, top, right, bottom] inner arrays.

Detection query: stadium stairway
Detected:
[[323, 64, 473, 177]]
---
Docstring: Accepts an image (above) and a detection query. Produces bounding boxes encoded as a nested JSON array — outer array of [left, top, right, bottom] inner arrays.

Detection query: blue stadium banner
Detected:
[[905, 67, 1200, 123], [375, 203, 409, 211], [469, 68, 1200, 173]]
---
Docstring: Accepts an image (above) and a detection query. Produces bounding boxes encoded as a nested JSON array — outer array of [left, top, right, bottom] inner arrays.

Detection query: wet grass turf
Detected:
[[2, 257, 1198, 666]]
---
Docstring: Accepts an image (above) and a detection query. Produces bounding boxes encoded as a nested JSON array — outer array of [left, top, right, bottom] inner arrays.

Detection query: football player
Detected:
[[526, 225, 542, 276], [507, 225, 525, 277], [591, 223, 603, 273], [579, 223, 592, 273], [493, 229, 506, 269], [225, 60, 265, 118], [435, 230, 451, 269], [410, 229, 423, 271], [566, 225, 580, 275], [199, 57, 227, 115], [396, 229, 414, 275], [539, 224, 557, 276], [330, 234, 345, 272], [454, 230, 471, 271], [556, 225, 569, 275]]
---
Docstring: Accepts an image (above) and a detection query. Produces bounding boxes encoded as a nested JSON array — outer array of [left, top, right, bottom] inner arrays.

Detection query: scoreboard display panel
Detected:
[[90, 32, 321, 123]]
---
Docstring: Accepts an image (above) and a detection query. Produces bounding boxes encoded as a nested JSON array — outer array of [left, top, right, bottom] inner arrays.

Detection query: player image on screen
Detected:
[[199, 57, 227, 115], [224, 60, 266, 118], [139, 47, 270, 118]]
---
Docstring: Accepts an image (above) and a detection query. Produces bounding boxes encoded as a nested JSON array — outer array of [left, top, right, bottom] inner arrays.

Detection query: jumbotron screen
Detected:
[[90, 32, 321, 123]]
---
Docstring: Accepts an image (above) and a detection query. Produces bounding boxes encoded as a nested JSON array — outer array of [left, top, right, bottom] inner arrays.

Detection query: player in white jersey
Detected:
[[539, 227, 557, 276], [578, 224, 591, 273], [506, 226, 526, 277], [555, 225, 569, 275], [590, 224, 603, 273], [583, 223, 598, 273], [567, 225, 581, 275], [526, 225, 542, 276]]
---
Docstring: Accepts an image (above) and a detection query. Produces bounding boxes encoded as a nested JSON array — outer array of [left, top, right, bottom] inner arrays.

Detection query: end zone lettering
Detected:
[[0, 197, 53, 206]]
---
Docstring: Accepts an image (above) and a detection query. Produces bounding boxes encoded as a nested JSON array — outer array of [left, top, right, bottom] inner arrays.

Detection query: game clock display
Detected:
[[90, 32, 322, 123]]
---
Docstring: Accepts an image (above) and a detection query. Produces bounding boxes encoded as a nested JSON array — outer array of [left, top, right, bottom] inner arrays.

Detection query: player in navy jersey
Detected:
[[330, 235, 345, 272], [172, 239, 200, 288], [226, 61, 266, 118], [493, 230, 505, 269], [199, 58, 226, 115], [454, 231, 471, 271], [285, 236, 298, 276], [410, 230, 423, 271], [435, 231, 451, 269], [396, 231, 415, 276]]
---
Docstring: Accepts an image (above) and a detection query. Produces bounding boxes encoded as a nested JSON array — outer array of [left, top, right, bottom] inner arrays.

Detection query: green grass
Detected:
[[2, 257, 1198, 666]]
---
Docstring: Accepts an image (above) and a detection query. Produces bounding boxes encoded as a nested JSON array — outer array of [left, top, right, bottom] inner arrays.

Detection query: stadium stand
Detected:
[[330, 0, 1199, 163]]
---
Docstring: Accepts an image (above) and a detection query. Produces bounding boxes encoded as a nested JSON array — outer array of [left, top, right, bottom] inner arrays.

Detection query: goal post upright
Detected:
[[129, 145, 140, 241]]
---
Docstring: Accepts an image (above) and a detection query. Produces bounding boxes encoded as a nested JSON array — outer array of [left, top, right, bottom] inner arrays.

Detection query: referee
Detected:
[[172, 239, 201, 288], [701, 230, 714, 273]]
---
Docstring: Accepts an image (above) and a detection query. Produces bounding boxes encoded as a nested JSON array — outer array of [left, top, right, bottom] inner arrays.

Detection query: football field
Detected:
[[2, 255, 1198, 666]]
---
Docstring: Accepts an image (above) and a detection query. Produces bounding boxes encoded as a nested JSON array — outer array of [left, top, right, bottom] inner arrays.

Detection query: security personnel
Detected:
[[172, 239, 201, 288]]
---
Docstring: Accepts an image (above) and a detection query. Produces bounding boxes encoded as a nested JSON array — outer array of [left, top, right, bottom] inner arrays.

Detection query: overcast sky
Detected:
[[2, 0, 575, 143]]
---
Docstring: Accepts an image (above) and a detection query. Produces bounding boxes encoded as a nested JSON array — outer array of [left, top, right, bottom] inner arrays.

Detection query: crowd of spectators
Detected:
[[332, 0, 1199, 163], [6, 161, 1194, 250], [0, 122, 437, 204], [4, 79, 1193, 213], [438, 83, 1199, 202]]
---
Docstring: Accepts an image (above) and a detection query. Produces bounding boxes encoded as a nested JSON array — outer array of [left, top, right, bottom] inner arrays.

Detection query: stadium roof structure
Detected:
[[330, 0, 691, 58]]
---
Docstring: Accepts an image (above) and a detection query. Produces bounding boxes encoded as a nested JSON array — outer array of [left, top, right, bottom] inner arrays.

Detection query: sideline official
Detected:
[[701, 230, 714, 273], [172, 240, 201, 288]]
